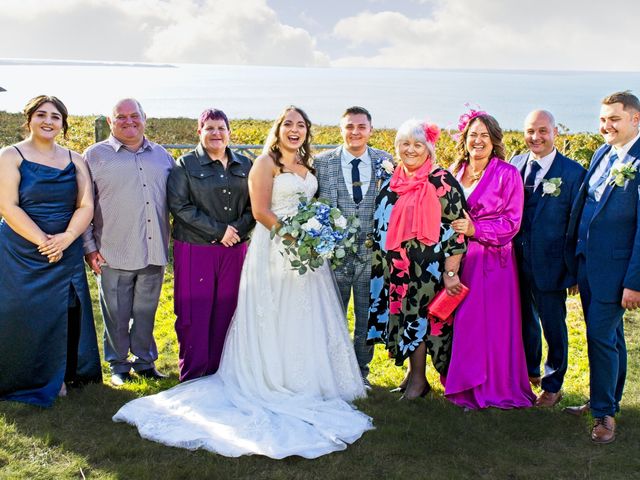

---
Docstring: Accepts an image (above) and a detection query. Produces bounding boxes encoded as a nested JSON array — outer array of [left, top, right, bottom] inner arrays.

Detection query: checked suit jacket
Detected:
[[314, 145, 392, 259]]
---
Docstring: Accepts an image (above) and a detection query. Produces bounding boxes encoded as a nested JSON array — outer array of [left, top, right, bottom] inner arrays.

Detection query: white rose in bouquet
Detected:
[[301, 217, 323, 233], [334, 215, 348, 229]]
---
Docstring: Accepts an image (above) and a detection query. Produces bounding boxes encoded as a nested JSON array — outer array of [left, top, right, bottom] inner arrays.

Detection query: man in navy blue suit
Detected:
[[512, 110, 586, 408], [565, 91, 640, 444]]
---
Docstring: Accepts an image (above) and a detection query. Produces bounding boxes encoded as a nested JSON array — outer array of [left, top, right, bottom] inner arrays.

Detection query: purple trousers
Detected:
[[173, 239, 247, 382]]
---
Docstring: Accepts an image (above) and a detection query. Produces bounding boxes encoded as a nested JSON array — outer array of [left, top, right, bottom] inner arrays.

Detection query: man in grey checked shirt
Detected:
[[82, 98, 175, 386], [315, 106, 393, 389]]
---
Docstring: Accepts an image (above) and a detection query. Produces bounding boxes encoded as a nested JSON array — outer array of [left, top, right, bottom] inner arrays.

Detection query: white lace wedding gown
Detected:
[[113, 172, 373, 458]]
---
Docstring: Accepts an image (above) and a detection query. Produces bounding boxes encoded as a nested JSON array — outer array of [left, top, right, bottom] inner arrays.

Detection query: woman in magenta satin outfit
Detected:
[[444, 110, 536, 410]]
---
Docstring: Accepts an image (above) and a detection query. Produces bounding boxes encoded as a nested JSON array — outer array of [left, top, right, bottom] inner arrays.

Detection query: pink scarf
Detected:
[[385, 159, 441, 251]]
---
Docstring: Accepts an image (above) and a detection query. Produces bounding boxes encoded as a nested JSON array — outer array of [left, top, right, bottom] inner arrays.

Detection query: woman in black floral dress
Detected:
[[367, 119, 467, 400]]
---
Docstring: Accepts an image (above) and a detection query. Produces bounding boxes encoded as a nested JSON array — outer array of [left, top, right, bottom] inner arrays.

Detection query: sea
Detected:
[[1, 59, 639, 132]]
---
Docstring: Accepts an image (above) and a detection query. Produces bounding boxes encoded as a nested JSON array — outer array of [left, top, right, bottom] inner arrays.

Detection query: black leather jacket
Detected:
[[167, 144, 255, 245]]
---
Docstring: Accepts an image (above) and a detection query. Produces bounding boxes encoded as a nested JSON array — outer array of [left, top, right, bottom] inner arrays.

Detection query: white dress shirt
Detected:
[[524, 149, 556, 191], [589, 130, 640, 201], [341, 147, 372, 198]]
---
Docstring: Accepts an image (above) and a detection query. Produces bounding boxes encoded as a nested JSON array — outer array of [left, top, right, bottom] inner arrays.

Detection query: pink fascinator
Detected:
[[424, 123, 440, 145], [457, 105, 488, 132]]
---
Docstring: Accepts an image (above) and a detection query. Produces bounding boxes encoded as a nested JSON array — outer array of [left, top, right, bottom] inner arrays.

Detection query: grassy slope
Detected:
[[0, 112, 638, 479]]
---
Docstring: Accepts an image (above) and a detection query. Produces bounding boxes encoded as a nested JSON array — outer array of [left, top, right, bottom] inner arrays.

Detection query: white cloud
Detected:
[[0, 0, 329, 66], [0, 0, 152, 62], [330, 0, 640, 71], [1, 0, 638, 71]]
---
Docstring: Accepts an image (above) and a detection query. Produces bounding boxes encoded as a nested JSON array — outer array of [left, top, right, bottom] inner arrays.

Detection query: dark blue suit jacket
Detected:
[[566, 137, 640, 302], [512, 151, 586, 291]]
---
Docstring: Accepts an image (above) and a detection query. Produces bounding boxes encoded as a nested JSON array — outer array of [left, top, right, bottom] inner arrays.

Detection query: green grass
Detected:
[[1, 112, 639, 479], [1, 270, 639, 479]]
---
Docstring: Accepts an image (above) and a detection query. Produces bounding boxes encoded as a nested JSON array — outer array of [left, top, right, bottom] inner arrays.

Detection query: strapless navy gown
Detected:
[[0, 157, 102, 407]]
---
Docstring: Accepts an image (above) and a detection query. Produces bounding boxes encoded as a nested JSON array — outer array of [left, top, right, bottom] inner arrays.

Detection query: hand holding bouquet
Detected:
[[270, 196, 360, 275]]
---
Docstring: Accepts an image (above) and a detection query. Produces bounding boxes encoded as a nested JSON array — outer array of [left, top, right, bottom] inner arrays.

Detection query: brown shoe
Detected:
[[529, 376, 542, 388], [563, 401, 591, 416], [535, 390, 562, 407], [591, 416, 616, 444]]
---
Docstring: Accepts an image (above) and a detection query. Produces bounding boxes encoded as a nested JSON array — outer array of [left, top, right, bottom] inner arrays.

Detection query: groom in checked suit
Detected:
[[565, 91, 640, 444], [315, 106, 393, 388], [511, 110, 586, 407]]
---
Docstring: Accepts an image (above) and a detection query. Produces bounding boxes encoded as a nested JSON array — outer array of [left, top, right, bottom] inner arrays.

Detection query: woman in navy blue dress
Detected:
[[0, 95, 102, 407]]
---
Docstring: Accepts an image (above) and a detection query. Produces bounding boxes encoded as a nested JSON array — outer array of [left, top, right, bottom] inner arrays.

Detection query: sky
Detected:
[[0, 0, 639, 71]]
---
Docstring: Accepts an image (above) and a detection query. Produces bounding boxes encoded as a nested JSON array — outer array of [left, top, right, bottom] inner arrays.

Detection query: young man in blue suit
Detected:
[[511, 110, 586, 408], [565, 91, 640, 444]]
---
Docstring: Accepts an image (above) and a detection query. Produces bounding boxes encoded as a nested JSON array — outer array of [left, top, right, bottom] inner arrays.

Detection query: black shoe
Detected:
[[136, 367, 168, 380], [399, 383, 431, 401], [111, 372, 132, 386]]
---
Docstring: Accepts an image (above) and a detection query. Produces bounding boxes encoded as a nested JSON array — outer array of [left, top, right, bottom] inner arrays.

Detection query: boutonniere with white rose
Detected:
[[541, 178, 562, 197], [375, 157, 395, 181], [608, 164, 637, 187]]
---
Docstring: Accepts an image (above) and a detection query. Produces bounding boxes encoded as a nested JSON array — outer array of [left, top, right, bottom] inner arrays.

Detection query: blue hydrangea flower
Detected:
[[314, 204, 331, 225]]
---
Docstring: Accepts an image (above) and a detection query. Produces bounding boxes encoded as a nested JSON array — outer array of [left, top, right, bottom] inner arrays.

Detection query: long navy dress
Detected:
[[0, 150, 102, 408]]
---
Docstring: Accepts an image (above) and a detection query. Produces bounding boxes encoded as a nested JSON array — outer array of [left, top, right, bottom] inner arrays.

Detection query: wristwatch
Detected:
[[445, 270, 457, 278]]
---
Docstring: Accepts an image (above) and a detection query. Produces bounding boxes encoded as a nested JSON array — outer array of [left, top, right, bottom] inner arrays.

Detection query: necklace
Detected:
[[468, 161, 488, 182]]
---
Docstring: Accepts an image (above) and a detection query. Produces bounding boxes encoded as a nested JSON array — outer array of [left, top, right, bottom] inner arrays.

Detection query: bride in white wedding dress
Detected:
[[113, 106, 373, 459]]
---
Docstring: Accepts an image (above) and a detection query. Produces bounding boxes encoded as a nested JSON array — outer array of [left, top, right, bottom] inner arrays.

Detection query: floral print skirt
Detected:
[[368, 238, 453, 374]]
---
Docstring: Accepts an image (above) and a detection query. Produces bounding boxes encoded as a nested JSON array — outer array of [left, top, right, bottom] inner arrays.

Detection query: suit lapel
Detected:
[[511, 153, 529, 178], [532, 153, 562, 222], [584, 145, 611, 186], [589, 140, 640, 222], [595, 141, 640, 213], [330, 146, 343, 205], [368, 146, 382, 192], [582, 146, 611, 222]]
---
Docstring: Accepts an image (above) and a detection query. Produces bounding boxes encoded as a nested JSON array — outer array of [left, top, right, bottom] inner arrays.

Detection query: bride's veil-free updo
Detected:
[[262, 105, 315, 174]]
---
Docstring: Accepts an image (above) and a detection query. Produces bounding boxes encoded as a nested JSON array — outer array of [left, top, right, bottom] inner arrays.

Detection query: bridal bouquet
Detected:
[[271, 196, 360, 274]]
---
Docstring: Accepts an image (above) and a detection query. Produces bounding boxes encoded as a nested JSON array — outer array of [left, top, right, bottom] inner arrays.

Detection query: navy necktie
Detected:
[[524, 160, 542, 197], [588, 151, 619, 197], [351, 158, 363, 204]]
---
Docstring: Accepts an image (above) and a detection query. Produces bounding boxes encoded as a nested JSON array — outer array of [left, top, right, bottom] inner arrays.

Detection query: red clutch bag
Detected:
[[427, 283, 470, 322]]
